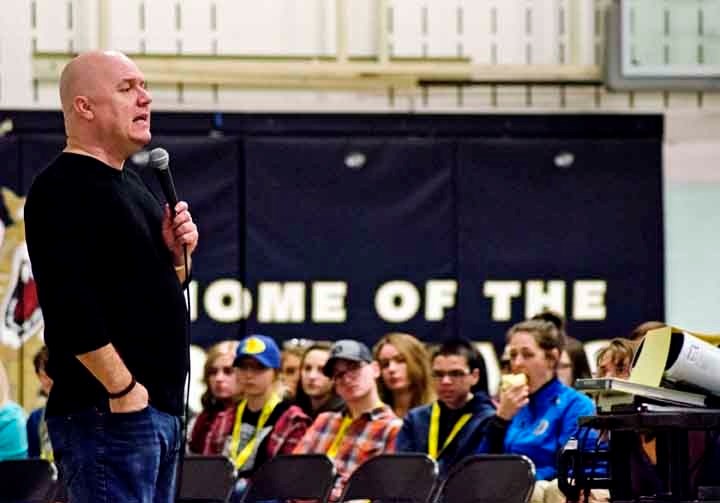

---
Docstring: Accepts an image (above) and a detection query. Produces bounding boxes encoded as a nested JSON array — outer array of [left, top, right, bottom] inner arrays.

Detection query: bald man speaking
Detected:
[[25, 51, 199, 502]]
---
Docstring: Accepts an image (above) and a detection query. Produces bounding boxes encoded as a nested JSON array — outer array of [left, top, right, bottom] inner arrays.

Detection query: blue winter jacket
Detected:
[[0, 401, 28, 461], [476, 378, 595, 480], [396, 392, 496, 477]]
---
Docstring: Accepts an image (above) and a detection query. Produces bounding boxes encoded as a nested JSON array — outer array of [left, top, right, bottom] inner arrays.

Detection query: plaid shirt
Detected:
[[266, 404, 312, 457], [191, 402, 310, 474], [293, 404, 402, 499], [231, 402, 311, 475], [188, 405, 236, 455]]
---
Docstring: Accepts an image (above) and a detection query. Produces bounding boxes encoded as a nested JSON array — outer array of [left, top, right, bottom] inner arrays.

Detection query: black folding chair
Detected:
[[240, 454, 336, 503], [176, 455, 236, 502], [339, 453, 439, 503], [0, 458, 58, 503], [437, 454, 536, 503]]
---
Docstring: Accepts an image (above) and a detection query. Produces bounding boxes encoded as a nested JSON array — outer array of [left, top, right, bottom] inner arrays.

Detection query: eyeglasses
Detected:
[[332, 361, 366, 381], [284, 338, 314, 350], [431, 369, 470, 380]]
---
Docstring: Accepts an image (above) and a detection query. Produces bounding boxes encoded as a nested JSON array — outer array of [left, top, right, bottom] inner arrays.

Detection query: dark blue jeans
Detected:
[[47, 405, 181, 503]]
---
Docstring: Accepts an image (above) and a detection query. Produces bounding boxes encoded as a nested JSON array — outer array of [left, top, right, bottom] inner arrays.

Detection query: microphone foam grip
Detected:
[[149, 147, 170, 171], [149, 147, 178, 210]]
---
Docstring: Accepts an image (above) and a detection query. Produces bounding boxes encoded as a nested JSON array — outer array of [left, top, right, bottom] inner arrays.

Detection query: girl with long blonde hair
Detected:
[[188, 340, 244, 455], [373, 332, 435, 418]]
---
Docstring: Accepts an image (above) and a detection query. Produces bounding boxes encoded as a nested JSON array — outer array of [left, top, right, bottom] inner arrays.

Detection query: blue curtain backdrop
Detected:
[[0, 113, 664, 350], [456, 138, 663, 343]]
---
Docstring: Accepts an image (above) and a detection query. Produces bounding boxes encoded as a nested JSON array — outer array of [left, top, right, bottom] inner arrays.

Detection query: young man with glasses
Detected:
[[293, 339, 402, 500], [396, 338, 496, 477]]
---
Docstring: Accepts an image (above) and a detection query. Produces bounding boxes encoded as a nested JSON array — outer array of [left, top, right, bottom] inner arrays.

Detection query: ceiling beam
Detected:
[[33, 52, 601, 90]]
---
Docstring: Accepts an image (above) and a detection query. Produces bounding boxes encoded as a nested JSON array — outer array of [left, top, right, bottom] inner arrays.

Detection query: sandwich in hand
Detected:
[[500, 373, 527, 392]]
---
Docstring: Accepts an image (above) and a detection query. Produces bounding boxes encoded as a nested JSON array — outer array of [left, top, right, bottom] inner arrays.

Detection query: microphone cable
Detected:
[[176, 240, 193, 500], [139, 151, 194, 498]]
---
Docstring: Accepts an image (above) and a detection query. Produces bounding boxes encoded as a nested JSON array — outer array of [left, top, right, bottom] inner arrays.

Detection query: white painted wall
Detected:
[[664, 112, 720, 333], [665, 182, 720, 333], [0, 0, 719, 332]]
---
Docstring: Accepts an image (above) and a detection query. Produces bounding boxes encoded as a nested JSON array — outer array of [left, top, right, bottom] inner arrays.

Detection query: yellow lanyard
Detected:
[[39, 408, 54, 463], [326, 415, 353, 459], [229, 393, 281, 470], [40, 447, 54, 463], [326, 404, 384, 459], [427, 401, 472, 460]]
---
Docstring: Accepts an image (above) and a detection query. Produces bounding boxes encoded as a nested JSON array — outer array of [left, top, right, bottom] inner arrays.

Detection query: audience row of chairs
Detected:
[[0, 458, 57, 503], [0, 453, 535, 503], [177, 453, 536, 503]]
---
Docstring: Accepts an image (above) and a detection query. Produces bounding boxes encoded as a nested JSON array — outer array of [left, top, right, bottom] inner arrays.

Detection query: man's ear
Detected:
[[469, 368, 480, 387], [369, 360, 380, 379], [74, 96, 94, 120]]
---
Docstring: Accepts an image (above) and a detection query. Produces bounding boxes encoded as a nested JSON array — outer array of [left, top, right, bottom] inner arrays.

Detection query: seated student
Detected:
[[595, 337, 661, 499], [0, 360, 27, 461], [280, 344, 304, 400], [532, 311, 592, 388], [294, 339, 402, 501], [373, 332, 435, 419], [595, 338, 634, 379], [228, 335, 311, 481], [294, 342, 344, 419], [477, 319, 595, 482], [396, 338, 496, 477], [189, 340, 244, 455], [558, 337, 593, 387], [27, 345, 54, 460]]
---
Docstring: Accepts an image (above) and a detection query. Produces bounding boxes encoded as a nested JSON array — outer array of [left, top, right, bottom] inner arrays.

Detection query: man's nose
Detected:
[[139, 86, 152, 105]]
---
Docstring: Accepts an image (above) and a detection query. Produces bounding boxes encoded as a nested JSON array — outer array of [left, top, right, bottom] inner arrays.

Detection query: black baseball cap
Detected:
[[323, 339, 373, 377]]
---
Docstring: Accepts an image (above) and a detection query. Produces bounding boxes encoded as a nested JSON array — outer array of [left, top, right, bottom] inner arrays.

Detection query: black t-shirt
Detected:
[[242, 408, 261, 427], [25, 153, 189, 417], [438, 398, 476, 447], [236, 400, 292, 476]]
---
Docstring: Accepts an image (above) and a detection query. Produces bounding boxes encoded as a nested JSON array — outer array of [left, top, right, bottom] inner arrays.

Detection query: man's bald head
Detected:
[[58, 51, 152, 167], [59, 51, 134, 114]]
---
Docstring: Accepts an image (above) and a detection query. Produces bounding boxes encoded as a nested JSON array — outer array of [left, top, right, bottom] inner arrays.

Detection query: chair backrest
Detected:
[[0, 458, 57, 503], [439, 454, 536, 503], [176, 455, 236, 502], [340, 453, 438, 503], [241, 454, 336, 503]]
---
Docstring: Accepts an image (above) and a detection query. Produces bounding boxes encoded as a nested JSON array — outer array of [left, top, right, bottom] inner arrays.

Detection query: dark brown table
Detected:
[[579, 410, 720, 502]]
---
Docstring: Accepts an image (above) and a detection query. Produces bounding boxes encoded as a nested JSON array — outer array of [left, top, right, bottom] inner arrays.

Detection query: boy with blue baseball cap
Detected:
[[226, 335, 310, 489], [233, 334, 282, 369]]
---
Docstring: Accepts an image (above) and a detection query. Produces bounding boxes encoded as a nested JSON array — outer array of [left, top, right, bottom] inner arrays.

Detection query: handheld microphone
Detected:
[[148, 147, 179, 214], [147, 147, 192, 478]]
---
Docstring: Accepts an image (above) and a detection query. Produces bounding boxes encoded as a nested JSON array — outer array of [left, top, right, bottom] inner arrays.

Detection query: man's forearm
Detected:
[[77, 343, 133, 394]]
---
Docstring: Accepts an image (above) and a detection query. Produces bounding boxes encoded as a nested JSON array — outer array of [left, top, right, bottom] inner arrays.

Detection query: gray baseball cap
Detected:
[[323, 339, 373, 377]]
